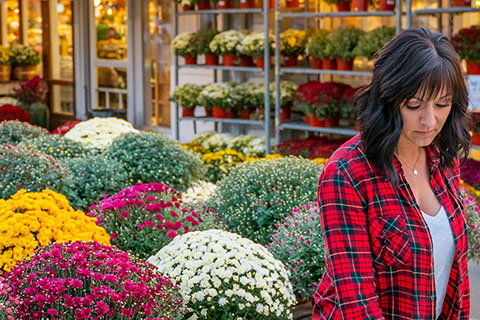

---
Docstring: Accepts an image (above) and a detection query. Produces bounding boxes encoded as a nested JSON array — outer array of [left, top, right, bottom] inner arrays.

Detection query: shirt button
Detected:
[[435, 186, 439, 191], [452, 215, 456, 220], [430, 296, 435, 301]]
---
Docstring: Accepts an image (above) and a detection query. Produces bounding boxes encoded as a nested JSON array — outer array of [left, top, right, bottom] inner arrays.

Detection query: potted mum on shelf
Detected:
[[172, 32, 198, 65], [451, 25, 480, 75], [353, 26, 396, 61], [9, 45, 41, 81], [270, 80, 298, 121], [307, 29, 330, 69], [232, 82, 257, 119], [280, 29, 307, 67], [170, 83, 202, 117], [322, 0, 352, 11], [209, 30, 245, 66], [198, 82, 235, 118], [240, 31, 275, 69], [192, 28, 219, 65], [0, 46, 12, 82], [174, 0, 196, 10], [325, 27, 364, 71]]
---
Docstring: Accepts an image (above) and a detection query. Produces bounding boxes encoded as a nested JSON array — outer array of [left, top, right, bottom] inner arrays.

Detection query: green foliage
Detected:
[[208, 157, 323, 244], [0, 120, 48, 145], [268, 202, 325, 301], [307, 29, 330, 59], [192, 28, 219, 55], [353, 27, 395, 59], [63, 155, 130, 211], [325, 27, 365, 60], [19, 134, 90, 159], [9, 45, 41, 67], [170, 84, 202, 109], [172, 33, 198, 57], [105, 132, 204, 192], [0, 145, 71, 200]]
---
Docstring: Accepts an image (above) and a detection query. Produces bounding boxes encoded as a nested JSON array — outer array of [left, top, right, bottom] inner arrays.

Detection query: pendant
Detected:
[[413, 169, 418, 175]]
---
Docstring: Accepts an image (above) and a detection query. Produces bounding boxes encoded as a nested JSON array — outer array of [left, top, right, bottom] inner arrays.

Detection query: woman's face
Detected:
[[399, 87, 452, 149]]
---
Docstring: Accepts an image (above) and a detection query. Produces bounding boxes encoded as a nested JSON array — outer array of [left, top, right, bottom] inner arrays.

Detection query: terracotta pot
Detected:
[[0, 65, 11, 82], [379, 0, 395, 10], [336, 1, 351, 11], [240, 108, 254, 119], [240, 55, 254, 67], [280, 106, 291, 121], [212, 106, 226, 118], [205, 53, 219, 66], [336, 58, 353, 71], [352, 0, 367, 11], [256, 57, 265, 69], [322, 58, 337, 70], [205, 108, 213, 117], [13, 65, 37, 81], [197, 0, 211, 9], [310, 57, 322, 69], [225, 109, 235, 118], [325, 117, 340, 127], [223, 53, 236, 66], [453, 0, 471, 6], [472, 132, 480, 146], [466, 61, 480, 75], [286, 0, 300, 7], [283, 55, 298, 67], [184, 56, 197, 65], [310, 116, 326, 127], [182, 107, 195, 117], [182, 4, 194, 10], [217, 0, 233, 9]]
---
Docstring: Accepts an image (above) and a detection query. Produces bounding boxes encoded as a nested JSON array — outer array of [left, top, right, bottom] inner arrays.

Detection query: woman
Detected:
[[313, 28, 471, 319]]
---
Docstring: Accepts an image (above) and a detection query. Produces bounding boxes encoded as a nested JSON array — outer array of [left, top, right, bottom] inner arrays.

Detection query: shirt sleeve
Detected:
[[316, 161, 385, 319]]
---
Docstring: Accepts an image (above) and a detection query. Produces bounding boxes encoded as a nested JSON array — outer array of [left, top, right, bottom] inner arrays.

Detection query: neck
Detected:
[[395, 137, 422, 165]]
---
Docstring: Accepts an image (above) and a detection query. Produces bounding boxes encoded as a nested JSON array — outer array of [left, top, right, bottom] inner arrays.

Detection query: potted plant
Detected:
[[293, 81, 323, 125], [306, 29, 329, 69], [209, 30, 244, 66], [174, 0, 195, 10], [322, 0, 352, 11], [280, 29, 307, 67], [0, 46, 12, 82], [451, 26, 480, 75], [470, 111, 480, 146], [170, 83, 202, 117], [325, 27, 364, 70], [192, 28, 219, 65], [232, 82, 257, 119], [198, 82, 235, 118], [240, 31, 275, 69], [353, 26, 396, 61], [13, 75, 49, 128], [269, 80, 298, 121], [9, 45, 40, 81], [172, 32, 198, 64], [340, 85, 359, 127]]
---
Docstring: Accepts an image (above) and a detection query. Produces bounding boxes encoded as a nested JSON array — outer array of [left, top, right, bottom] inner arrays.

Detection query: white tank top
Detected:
[[421, 206, 455, 319]]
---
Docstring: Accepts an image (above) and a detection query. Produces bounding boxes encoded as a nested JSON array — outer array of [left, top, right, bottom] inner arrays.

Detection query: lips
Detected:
[[416, 130, 435, 136]]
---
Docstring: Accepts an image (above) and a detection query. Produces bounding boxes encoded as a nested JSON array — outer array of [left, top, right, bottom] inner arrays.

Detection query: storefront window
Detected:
[[94, 0, 127, 60], [6, 0, 20, 45], [96, 67, 127, 110]]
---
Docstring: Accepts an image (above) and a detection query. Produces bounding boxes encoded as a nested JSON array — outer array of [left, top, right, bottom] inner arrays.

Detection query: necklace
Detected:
[[395, 150, 421, 176]]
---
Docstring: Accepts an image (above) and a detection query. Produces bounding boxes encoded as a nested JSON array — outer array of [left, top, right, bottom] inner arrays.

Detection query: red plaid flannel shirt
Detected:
[[313, 135, 470, 320]]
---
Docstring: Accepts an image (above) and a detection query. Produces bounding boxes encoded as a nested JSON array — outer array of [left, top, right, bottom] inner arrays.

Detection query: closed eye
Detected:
[[436, 104, 450, 108]]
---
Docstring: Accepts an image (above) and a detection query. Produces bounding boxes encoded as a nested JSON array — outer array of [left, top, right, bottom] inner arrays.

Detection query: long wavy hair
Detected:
[[354, 28, 471, 184]]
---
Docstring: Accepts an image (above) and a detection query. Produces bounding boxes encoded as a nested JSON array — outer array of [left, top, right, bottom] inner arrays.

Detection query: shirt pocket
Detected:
[[370, 214, 412, 267]]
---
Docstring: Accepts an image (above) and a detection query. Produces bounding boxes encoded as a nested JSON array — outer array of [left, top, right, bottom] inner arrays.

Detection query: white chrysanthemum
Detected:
[[181, 180, 217, 205], [147, 229, 295, 319], [65, 117, 137, 149]]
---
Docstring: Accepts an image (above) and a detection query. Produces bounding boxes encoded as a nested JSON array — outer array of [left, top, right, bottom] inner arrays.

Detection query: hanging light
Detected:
[[107, 8, 113, 15], [94, 0, 101, 7]]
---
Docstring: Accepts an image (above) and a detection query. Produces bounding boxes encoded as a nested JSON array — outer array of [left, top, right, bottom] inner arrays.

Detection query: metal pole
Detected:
[[174, 2, 180, 140], [274, 0, 281, 148], [264, 0, 271, 155], [396, 0, 402, 32], [406, 0, 412, 28]]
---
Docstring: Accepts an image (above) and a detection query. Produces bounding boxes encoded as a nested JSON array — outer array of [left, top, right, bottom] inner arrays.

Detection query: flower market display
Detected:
[[172, 32, 197, 58], [181, 180, 217, 206], [88, 182, 222, 260], [0, 145, 71, 200], [240, 31, 275, 58], [268, 202, 325, 301], [19, 134, 90, 159], [0, 104, 31, 123], [8, 45, 41, 68], [280, 29, 306, 66], [209, 30, 245, 56], [105, 132, 204, 192], [65, 117, 138, 149], [192, 28, 219, 57], [0, 120, 47, 145], [307, 29, 330, 63], [464, 186, 480, 262], [0, 189, 110, 273], [0, 241, 183, 320], [209, 157, 323, 244], [170, 83, 203, 114], [148, 229, 296, 319], [202, 149, 246, 183], [190, 131, 267, 156], [325, 27, 365, 68]]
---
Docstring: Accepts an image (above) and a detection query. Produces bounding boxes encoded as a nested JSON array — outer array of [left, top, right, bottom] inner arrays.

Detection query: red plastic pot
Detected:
[[379, 0, 395, 10], [322, 58, 337, 70], [453, 0, 471, 6], [240, 108, 254, 120], [310, 56, 322, 69], [205, 108, 213, 117], [205, 53, 219, 66], [225, 109, 235, 118], [240, 55, 254, 67], [280, 106, 291, 121], [336, 1, 351, 11], [223, 54, 236, 66], [336, 58, 353, 71], [283, 55, 298, 67], [352, 0, 367, 11], [256, 57, 265, 69], [212, 106, 226, 118], [182, 4, 194, 10], [310, 116, 326, 127], [286, 0, 300, 7], [184, 56, 197, 65], [472, 132, 480, 146], [198, 0, 211, 9], [182, 107, 195, 117], [240, 0, 255, 8], [325, 117, 340, 128], [304, 115, 312, 125], [466, 61, 480, 75], [217, 0, 233, 9]]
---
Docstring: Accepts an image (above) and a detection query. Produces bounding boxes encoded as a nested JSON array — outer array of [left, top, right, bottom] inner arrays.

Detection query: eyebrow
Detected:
[[411, 94, 452, 101]]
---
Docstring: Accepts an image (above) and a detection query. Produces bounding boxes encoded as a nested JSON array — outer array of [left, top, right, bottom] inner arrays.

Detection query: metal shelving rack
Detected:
[[173, 3, 273, 154], [273, 0, 403, 145]]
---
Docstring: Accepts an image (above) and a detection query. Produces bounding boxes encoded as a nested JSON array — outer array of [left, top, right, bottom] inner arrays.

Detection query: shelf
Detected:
[[178, 64, 263, 72], [178, 8, 263, 15], [473, 145, 480, 151], [279, 121, 358, 136], [279, 10, 396, 19], [412, 7, 480, 15], [280, 67, 372, 77], [179, 116, 266, 126]]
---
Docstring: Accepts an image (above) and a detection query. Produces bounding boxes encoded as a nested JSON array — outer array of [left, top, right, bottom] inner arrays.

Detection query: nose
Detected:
[[419, 103, 436, 128]]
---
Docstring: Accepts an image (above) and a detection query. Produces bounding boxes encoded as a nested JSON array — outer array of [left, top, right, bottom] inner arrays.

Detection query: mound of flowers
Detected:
[[88, 183, 222, 260], [202, 149, 246, 183], [277, 136, 347, 159], [65, 117, 138, 149], [0, 241, 183, 319], [0, 189, 110, 273], [19, 134, 90, 159], [51, 120, 82, 135], [463, 186, 480, 262], [0, 120, 47, 145], [460, 159, 480, 190], [148, 229, 296, 319], [181, 180, 217, 206], [268, 202, 325, 301], [0, 104, 31, 123]]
